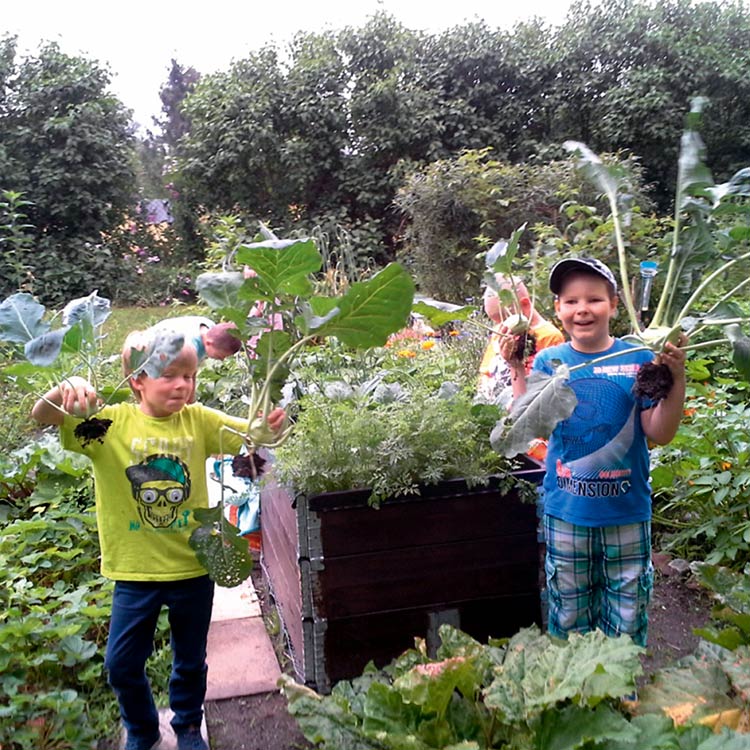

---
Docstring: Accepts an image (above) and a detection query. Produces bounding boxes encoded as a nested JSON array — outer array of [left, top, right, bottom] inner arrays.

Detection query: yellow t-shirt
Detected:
[[61, 402, 247, 582]]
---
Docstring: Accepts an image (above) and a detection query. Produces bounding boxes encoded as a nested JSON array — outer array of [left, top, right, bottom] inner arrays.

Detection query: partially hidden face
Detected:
[[131, 348, 198, 417]]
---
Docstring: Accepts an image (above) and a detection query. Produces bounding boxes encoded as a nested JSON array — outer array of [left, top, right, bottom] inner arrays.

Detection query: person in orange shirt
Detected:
[[478, 275, 563, 405]]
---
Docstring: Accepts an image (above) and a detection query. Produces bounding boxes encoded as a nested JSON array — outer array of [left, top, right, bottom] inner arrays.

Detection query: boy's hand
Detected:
[[657, 337, 687, 381], [266, 407, 287, 433], [60, 376, 99, 417]]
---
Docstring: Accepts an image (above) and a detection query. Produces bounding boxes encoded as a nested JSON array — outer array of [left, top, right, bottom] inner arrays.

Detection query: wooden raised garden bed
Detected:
[[260, 463, 544, 693]]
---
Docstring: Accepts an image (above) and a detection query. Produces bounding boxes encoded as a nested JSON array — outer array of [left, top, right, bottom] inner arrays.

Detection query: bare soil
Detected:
[[204, 555, 715, 750]]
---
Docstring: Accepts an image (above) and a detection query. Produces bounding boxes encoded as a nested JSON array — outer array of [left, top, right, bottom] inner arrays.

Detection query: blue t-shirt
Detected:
[[533, 339, 655, 527]]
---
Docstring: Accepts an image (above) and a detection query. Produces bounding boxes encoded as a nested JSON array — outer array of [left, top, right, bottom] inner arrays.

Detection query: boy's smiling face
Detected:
[[131, 348, 198, 417], [554, 272, 618, 353]]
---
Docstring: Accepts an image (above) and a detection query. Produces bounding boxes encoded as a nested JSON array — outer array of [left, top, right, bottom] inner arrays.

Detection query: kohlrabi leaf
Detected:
[[412, 300, 474, 327], [128, 329, 186, 378], [490, 368, 577, 458], [235, 238, 321, 298], [723, 325, 750, 381], [675, 97, 714, 210], [24, 327, 70, 365], [61, 290, 111, 328], [189, 506, 253, 587], [196, 271, 246, 310], [311, 262, 415, 348], [487, 224, 527, 276], [0, 292, 49, 343]]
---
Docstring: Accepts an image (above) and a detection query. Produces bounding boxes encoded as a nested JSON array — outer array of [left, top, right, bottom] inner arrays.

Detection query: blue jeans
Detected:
[[105, 575, 214, 740]]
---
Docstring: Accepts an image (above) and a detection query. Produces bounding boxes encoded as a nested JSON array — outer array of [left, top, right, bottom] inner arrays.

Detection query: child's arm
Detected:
[[31, 376, 98, 426], [640, 341, 687, 445]]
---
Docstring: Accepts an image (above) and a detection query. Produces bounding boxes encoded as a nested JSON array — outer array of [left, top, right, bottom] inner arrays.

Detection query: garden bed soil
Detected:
[[203, 556, 715, 750]]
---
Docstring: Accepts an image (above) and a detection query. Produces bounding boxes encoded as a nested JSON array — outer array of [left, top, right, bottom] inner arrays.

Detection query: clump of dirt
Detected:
[[74, 417, 112, 447], [633, 361, 674, 402]]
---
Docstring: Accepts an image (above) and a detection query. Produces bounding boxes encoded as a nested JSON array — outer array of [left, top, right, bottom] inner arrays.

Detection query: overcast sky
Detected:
[[4, 0, 576, 131]]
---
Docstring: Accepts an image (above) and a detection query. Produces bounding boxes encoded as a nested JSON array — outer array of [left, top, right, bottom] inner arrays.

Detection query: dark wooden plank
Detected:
[[317, 491, 538, 557], [322, 592, 541, 686], [313, 534, 540, 619]]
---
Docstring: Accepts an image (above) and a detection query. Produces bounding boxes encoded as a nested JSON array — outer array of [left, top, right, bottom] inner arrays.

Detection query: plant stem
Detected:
[[675, 250, 750, 323]]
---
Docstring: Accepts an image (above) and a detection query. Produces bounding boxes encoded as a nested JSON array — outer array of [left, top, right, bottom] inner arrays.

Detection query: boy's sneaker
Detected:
[[176, 726, 208, 750], [124, 731, 161, 750]]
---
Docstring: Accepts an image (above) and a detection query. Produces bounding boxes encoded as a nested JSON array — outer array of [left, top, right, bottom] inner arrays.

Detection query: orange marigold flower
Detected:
[[721, 461, 732, 470], [683, 407, 697, 418], [397, 349, 416, 358], [448, 330, 459, 336], [421, 340, 435, 350]]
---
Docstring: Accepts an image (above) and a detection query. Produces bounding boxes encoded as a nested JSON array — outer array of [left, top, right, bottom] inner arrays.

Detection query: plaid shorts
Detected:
[[544, 515, 653, 646]]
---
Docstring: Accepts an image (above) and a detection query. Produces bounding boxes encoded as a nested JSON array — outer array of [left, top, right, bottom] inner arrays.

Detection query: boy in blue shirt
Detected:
[[501, 257, 686, 645]]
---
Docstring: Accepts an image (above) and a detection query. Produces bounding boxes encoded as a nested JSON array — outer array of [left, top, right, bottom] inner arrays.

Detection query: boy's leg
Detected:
[[600, 521, 652, 647], [166, 574, 214, 735], [105, 581, 163, 743], [544, 515, 600, 638]]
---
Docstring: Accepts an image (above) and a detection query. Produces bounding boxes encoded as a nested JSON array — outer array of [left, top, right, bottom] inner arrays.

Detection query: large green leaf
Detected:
[[487, 224, 526, 277], [693, 563, 750, 615], [60, 290, 111, 329], [723, 326, 750, 382], [24, 327, 70, 366], [636, 647, 736, 723], [0, 292, 49, 344], [311, 263, 415, 348], [412, 300, 474, 328], [196, 271, 246, 310], [189, 506, 253, 587], [235, 238, 321, 298], [598, 713, 681, 750], [537, 703, 638, 750], [281, 675, 388, 749], [490, 368, 577, 458], [675, 98, 714, 212]]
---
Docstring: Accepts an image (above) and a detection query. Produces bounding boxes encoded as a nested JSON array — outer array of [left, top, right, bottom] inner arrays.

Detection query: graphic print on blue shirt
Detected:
[[535, 340, 654, 527]]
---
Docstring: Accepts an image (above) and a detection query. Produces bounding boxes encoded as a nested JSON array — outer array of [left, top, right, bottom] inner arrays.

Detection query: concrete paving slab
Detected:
[[120, 709, 209, 749], [205, 617, 281, 700], [211, 576, 261, 621]]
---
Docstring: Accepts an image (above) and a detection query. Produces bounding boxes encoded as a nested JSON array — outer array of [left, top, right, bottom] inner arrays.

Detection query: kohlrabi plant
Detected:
[[493, 98, 750, 458], [0, 290, 184, 443], [188, 225, 415, 584]]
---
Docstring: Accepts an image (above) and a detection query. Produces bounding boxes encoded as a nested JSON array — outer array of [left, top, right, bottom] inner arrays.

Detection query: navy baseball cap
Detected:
[[549, 257, 618, 295]]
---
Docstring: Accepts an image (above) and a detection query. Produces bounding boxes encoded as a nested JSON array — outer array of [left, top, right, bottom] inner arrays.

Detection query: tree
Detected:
[[0, 39, 136, 304]]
